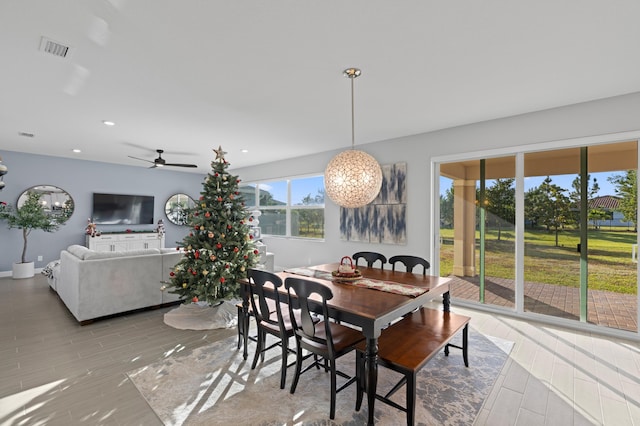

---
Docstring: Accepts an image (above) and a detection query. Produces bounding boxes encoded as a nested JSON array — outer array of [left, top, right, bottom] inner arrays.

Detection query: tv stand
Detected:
[[86, 233, 165, 252]]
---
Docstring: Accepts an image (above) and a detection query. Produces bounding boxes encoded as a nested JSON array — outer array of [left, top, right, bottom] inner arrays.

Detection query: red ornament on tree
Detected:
[[233, 247, 239, 252], [194, 250, 200, 259], [216, 243, 222, 249], [192, 297, 199, 303], [205, 212, 211, 218], [220, 277, 225, 283], [217, 196, 223, 202]]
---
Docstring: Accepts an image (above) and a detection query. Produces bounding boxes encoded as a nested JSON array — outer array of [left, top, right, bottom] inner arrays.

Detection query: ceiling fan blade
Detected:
[[164, 163, 198, 168], [128, 155, 154, 164]]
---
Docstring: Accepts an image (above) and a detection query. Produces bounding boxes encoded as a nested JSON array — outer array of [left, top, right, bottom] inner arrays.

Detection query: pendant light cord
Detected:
[[350, 75, 355, 149]]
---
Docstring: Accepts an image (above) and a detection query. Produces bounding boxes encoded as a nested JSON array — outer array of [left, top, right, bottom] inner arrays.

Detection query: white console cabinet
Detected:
[[86, 233, 165, 252]]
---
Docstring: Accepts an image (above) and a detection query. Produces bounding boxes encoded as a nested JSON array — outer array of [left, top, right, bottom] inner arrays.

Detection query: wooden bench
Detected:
[[355, 307, 470, 426]]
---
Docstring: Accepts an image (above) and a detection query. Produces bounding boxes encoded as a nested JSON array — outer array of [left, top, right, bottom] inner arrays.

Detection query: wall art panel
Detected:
[[340, 162, 406, 245]]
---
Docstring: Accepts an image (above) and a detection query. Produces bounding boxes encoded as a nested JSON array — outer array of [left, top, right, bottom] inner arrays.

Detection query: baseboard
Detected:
[[0, 268, 44, 278]]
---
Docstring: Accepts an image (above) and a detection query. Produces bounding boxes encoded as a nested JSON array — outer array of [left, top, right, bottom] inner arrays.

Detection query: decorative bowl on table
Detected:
[[332, 256, 362, 280]]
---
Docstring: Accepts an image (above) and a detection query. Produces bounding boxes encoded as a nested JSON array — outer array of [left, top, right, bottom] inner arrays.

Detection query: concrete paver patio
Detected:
[[448, 275, 638, 332]]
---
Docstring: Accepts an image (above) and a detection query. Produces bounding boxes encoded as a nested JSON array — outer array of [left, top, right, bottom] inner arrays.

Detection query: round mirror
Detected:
[[165, 193, 195, 225], [17, 185, 74, 224]]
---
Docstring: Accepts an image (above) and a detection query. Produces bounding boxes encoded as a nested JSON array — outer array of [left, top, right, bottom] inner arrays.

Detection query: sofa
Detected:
[[55, 245, 184, 324]]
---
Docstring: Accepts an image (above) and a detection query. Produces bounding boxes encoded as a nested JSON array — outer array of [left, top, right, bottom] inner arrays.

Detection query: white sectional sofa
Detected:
[[55, 245, 184, 324]]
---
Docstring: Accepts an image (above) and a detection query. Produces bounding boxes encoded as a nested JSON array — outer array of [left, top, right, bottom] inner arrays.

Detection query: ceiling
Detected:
[[2, 1, 640, 173]]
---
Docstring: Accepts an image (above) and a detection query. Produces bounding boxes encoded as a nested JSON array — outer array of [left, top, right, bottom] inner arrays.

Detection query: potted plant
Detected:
[[0, 191, 63, 279]]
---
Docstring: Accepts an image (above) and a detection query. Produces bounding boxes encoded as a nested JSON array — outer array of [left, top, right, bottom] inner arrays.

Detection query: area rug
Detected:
[[127, 327, 513, 425]]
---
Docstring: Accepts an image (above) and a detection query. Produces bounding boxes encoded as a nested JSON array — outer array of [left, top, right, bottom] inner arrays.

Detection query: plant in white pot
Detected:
[[0, 191, 62, 279]]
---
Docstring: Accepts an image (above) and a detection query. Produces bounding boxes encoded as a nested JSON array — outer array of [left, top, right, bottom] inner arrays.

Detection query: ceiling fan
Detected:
[[128, 149, 197, 168]]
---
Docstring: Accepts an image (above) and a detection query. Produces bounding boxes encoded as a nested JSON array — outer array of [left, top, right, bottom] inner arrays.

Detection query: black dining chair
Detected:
[[352, 251, 387, 269], [247, 268, 296, 389], [284, 276, 364, 420], [389, 255, 430, 275]]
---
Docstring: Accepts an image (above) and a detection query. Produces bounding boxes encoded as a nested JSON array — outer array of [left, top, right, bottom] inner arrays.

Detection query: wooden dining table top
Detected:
[[273, 263, 452, 335]]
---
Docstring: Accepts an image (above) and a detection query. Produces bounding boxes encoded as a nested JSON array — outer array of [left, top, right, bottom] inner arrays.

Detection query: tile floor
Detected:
[[0, 274, 639, 425]]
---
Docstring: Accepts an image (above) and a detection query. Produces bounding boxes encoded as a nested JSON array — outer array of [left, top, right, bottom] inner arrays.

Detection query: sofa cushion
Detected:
[[67, 245, 90, 259]]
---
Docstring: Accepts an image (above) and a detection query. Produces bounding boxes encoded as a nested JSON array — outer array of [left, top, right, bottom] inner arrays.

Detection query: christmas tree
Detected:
[[168, 146, 260, 304]]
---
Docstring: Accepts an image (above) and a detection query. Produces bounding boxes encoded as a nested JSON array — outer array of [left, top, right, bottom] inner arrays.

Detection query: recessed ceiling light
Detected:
[[102, 120, 115, 126], [241, 149, 249, 153], [72, 149, 81, 153]]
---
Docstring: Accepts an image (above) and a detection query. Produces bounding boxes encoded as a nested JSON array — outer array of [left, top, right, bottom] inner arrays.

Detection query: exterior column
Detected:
[[452, 179, 476, 276]]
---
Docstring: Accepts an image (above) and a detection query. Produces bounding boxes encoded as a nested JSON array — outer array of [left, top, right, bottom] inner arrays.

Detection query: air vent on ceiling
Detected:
[[39, 36, 71, 58]]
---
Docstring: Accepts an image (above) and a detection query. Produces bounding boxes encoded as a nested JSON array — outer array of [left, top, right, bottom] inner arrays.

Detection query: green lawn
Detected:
[[439, 228, 638, 294]]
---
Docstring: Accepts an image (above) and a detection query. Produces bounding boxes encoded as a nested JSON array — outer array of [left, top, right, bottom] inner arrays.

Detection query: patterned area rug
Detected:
[[127, 327, 513, 425]]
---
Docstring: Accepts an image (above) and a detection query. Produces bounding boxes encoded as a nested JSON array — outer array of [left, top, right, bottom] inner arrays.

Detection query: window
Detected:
[[240, 175, 325, 239]]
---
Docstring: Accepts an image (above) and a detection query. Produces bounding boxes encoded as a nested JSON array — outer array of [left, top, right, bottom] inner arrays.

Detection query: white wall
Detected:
[[234, 91, 640, 270]]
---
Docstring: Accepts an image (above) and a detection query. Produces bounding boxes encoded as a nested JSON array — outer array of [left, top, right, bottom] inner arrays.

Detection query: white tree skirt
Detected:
[[163, 301, 238, 330]]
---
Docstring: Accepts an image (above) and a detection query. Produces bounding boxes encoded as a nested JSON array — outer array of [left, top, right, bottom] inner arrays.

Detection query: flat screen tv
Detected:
[[92, 193, 155, 225]]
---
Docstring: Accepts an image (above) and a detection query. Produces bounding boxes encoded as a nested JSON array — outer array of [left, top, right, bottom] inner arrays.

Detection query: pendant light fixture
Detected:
[[324, 68, 383, 208]]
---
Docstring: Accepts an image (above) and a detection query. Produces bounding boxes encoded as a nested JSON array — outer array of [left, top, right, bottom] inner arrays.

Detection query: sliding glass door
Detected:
[[437, 140, 638, 333]]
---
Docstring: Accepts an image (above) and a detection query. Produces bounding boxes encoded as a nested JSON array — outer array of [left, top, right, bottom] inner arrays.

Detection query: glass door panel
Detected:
[[586, 143, 637, 332], [523, 142, 638, 332], [439, 156, 516, 309], [524, 148, 581, 320], [482, 157, 516, 309]]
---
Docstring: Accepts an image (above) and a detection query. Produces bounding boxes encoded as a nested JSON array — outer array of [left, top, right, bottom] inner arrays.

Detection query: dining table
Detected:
[[239, 263, 452, 425]]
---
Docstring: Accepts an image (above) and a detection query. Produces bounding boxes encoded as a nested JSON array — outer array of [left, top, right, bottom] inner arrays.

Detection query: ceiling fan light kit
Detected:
[[324, 68, 383, 208]]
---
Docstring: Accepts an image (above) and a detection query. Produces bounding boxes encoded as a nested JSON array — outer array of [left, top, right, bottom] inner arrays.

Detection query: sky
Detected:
[[247, 175, 325, 205], [523, 171, 619, 196], [441, 171, 622, 197]]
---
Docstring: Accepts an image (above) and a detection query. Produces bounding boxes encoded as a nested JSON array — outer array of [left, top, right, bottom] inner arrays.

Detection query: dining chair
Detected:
[[284, 276, 365, 420], [235, 299, 276, 349], [352, 251, 387, 269], [388, 255, 430, 275], [247, 268, 296, 389]]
